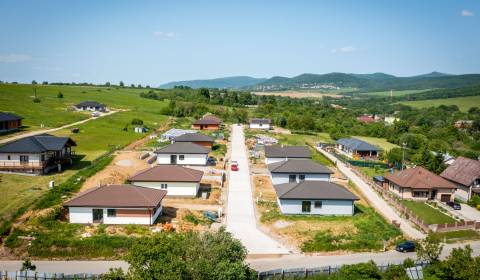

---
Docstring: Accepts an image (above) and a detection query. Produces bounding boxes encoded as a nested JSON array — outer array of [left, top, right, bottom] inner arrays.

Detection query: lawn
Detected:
[[361, 89, 431, 97], [431, 230, 480, 243], [400, 95, 480, 112], [353, 136, 399, 151], [400, 200, 456, 224], [358, 166, 389, 178]]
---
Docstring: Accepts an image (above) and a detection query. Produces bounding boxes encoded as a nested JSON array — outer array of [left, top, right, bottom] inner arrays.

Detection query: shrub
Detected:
[[33, 97, 41, 103], [131, 118, 143, 125], [57, 92, 64, 98]]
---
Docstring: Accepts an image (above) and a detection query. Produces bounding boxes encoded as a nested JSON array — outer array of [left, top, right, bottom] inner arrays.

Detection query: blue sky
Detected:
[[0, 0, 479, 85]]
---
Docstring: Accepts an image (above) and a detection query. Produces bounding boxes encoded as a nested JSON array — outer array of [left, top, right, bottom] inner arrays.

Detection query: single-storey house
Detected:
[[273, 181, 359, 215], [64, 185, 166, 225], [0, 133, 76, 174], [249, 118, 271, 130], [192, 115, 222, 130], [129, 165, 204, 197], [385, 166, 456, 202], [356, 115, 376, 124], [74, 101, 107, 112], [155, 142, 210, 165], [264, 145, 312, 165], [0, 112, 22, 133], [173, 133, 215, 148], [268, 159, 333, 185], [441, 157, 480, 202], [335, 138, 381, 159]]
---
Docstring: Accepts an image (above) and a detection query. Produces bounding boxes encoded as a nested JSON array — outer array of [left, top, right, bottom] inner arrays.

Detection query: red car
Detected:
[[231, 161, 239, 171]]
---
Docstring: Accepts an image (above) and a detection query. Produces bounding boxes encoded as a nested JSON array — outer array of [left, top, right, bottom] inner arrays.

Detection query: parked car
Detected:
[[396, 241, 415, 253], [231, 161, 239, 171], [447, 201, 461, 210]]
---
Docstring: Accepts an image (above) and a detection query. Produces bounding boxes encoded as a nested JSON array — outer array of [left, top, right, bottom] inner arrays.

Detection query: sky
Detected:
[[0, 0, 479, 85]]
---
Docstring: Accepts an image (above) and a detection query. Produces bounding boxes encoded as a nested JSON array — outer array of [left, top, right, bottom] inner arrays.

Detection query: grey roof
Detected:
[[250, 118, 271, 124], [0, 112, 22, 122], [0, 134, 76, 153], [274, 181, 359, 200], [173, 133, 214, 143], [265, 145, 311, 159], [155, 142, 210, 154], [268, 159, 333, 174], [336, 138, 381, 152], [75, 101, 106, 108]]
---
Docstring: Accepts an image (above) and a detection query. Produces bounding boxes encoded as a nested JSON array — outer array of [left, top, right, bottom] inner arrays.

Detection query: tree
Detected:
[[131, 118, 143, 125], [31, 80, 37, 85], [382, 264, 409, 280], [57, 92, 64, 98], [417, 234, 443, 263], [198, 88, 210, 99], [119, 81, 125, 87], [425, 245, 480, 280], [105, 82, 111, 87], [21, 258, 36, 271], [386, 147, 403, 167], [336, 261, 382, 279]]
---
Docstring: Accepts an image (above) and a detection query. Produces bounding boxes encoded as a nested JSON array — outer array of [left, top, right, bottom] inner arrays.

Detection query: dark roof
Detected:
[[385, 166, 456, 189], [193, 115, 222, 125], [173, 133, 214, 143], [64, 185, 166, 208], [268, 159, 333, 174], [0, 134, 76, 153], [265, 145, 312, 159], [273, 181, 359, 200], [129, 165, 203, 182], [250, 118, 271, 125], [373, 175, 385, 182], [75, 101, 106, 108], [336, 138, 381, 152], [155, 142, 211, 154], [441, 157, 480, 187], [0, 112, 22, 122]]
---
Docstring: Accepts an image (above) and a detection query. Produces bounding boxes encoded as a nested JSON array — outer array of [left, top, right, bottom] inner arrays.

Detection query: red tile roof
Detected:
[[385, 166, 456, 189], [129, 165, 203, 182], [441, 157, 480, 187]]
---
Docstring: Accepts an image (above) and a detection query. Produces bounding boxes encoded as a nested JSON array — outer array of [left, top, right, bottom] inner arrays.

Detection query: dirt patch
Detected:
[[253, 175, 277, 201], [81, 151, 149, 191]]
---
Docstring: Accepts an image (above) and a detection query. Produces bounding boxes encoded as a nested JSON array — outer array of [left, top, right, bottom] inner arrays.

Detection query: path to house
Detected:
[[226, 124, 289, 255], [0, 110, 118, 145], [1, 241, 479, 274], [316, 147, 426, 239]]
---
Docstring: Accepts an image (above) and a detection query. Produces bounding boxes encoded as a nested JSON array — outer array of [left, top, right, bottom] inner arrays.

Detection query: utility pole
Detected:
[[402, 142, 406, 170]]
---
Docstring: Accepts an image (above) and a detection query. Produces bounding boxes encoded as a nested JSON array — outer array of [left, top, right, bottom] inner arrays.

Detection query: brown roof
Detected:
[[129, 165, 203, 182], [440, 157, 480, 187], [63, 185, 167, 208], [193, 115, 222, 125], [385, 166, 456, 190], [273, 181, 359, 200]]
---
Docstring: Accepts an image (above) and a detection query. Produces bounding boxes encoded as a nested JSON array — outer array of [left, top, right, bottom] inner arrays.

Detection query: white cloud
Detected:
[[461, 10, 474, 17], [153, 31, 176, 38], [0, 54, 31, 63], [331, 46, 356, 54]]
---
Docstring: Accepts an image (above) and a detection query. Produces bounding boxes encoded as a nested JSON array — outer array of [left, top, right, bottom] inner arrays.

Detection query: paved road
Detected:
[[0, 111, 118, 144], [226, 125, 289, 255], [316, 147, 425, 239]]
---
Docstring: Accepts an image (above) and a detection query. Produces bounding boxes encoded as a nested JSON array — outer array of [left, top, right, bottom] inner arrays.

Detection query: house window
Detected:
[[7, 155, 11, 160], [179, 155, 185, 160], [412, 191, 428, 198], [314, 201, 322, 208], [161, 183, 168, 189], [41, 154, 45, 161], [301, 201, 311, 213], [107, 209, 116, 217], [289, 175, 297, 183], [19, 155, 29, 163], [299, 174, 306, 182]]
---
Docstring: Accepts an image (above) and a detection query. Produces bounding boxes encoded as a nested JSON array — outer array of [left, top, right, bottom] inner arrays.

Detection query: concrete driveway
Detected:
[[459, 203, 480, 221], [226, 125, 289, 255]]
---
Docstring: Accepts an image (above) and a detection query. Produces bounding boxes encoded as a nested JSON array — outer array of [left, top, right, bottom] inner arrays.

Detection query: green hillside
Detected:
[[400, 95, 480, 112]]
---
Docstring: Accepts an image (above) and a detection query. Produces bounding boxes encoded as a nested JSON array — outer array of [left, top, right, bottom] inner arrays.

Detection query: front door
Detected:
[[170, 155, 177, 164], [92, 209, 103, 223], [430, 190, 437, 200], [302, 201, 311, 213]]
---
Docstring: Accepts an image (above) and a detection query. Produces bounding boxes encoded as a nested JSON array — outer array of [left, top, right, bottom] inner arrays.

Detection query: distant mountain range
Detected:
[[159, 76, 267, 89], [159, 72, 480, 91]]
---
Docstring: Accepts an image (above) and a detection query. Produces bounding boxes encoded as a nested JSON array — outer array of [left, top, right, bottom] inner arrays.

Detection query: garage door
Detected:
[[440, 194, 451, 202]]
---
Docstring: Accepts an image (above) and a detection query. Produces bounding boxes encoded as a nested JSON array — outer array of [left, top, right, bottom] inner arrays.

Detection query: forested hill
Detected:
[[159, 76, 267, 89], [256, 72, 480, 91]]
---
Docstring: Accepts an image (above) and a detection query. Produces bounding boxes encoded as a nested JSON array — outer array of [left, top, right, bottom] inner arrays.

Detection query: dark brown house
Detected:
[[192, 115, 222, 130], [0, 112, 22, 133]]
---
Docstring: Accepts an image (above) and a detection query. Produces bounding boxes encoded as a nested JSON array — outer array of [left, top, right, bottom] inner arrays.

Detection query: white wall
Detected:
[[68, 207, 93, 223], [68, 207, 162, 225], [265, 157, 285, 165], [156, 153, 207, 165], [131, 181, 200, 197], [271, 173, 331, 185], [249, 123, 270, 130], [454, 184, 470, 202], [0, 152, 44, 166], [278, 199, 354, 215]]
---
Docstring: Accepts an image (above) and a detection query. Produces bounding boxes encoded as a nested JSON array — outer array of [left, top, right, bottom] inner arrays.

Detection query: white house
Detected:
[[64, 185, 166, 225], [129, 165, 204, 197], [155, 142, 210, 166], [249, 118, 271, 130], [273, 181, 359, 215], [264, 145, 312, 165], [74, 101, 107, 112], [268, 159, 333, 185]]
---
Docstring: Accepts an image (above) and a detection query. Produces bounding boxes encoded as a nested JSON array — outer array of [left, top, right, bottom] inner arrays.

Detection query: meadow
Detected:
[[353, 136, 399, 151], [400, 95, 480, 112], [361, 89, 431, 97]]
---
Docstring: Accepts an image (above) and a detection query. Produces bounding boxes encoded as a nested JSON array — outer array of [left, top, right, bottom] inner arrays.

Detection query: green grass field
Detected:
[[353, 136, 399, 151], [362, 89, 431, 97], [400, 95, 480, 112], [400, 201, 456, 224]]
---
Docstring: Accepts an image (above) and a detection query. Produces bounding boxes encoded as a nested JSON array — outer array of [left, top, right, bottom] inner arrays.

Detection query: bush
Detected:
[[33, 97, 41, 103], [57, 92, 64, 98], [131, 118, 143, 125]]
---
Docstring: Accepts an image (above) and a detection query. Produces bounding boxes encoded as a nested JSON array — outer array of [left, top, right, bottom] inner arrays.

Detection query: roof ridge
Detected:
[[129, 166, 154, 179], [177, 166, 201, 180], [30, 135, 48, 151], [129, 185, 160, 205], [280, 182, 302, 198]]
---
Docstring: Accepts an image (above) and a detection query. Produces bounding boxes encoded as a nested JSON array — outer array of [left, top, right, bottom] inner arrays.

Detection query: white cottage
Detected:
[[273, 181, 358, 215], [264, 145, 312, 165], [268, 159, 333, 185], [155, 142, 210, 166], [74, 101, 107, 112], [129, 165, 204, 197], [249, 118, 271, 130], [64, 185, 166, 225]]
